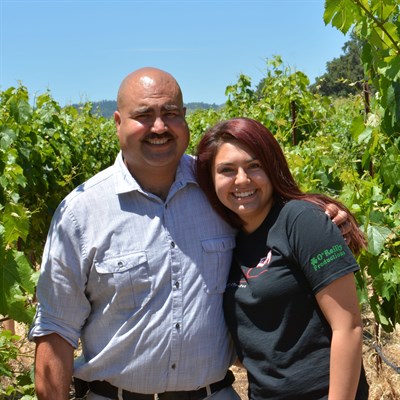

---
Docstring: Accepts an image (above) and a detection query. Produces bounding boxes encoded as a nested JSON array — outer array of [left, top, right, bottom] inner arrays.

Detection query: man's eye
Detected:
[[165, 111, 179, 118], [135, 114, 149, 120]]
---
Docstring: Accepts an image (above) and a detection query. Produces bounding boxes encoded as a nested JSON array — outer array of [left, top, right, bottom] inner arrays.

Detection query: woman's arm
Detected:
[[34, 333, 74, 400], [316, 273, 363, 400]]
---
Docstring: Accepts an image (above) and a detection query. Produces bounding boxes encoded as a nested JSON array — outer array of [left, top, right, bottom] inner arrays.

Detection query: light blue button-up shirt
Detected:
[[29, 152, 236, 394]]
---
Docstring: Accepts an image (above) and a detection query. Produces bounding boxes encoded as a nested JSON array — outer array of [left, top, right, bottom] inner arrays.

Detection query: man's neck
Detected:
[[141, 181, 172, 201], [126, 163, 177, 201]]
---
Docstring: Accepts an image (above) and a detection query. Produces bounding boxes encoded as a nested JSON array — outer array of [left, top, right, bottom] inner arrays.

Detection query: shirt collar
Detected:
[[114, 151, 198, 195]]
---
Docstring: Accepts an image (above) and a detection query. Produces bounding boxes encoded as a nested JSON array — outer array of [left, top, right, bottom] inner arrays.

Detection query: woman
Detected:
[[196, 118, 369, 400]]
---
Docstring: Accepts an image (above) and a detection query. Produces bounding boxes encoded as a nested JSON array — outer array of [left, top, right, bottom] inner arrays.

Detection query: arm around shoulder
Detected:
[[34, 333, 74, 400]]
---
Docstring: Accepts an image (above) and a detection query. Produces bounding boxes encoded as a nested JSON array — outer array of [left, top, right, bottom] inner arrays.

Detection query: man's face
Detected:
[[114, 74, 189, 177]]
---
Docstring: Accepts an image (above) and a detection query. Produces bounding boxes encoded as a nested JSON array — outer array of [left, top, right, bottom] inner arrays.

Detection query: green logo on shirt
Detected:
[[310, 244, 346, 271]]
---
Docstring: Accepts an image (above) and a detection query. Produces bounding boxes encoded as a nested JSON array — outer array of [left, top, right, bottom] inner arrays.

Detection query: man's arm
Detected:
[[34, 333, 74, 400]]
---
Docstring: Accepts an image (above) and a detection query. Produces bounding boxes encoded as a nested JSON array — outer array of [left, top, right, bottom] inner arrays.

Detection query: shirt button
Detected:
[[175, 281, 180, 289], [171, 241, 175, 248], [171, 363, 176, 370], [175, 323, 180, 329]]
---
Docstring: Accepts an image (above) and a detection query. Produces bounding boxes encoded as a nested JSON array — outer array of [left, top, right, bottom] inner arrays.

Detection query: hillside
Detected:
[[74, 99, 222, 118]]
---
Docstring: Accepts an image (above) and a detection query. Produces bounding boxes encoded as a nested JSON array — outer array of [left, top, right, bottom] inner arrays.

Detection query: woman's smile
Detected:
[[213, 142, 274, 233]]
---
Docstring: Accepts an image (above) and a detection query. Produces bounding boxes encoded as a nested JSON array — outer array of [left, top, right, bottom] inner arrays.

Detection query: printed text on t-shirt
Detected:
[[310, 244, 346, 271]]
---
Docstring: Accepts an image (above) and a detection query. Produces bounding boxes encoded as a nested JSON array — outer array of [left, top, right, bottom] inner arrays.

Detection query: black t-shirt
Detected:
[[224, 200, 369, 400]]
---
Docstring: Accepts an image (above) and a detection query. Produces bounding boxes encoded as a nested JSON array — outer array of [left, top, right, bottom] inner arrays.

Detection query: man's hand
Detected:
[[324, 203, 356, 249], [325, 203, 349, 227], [309, 197, 366, 254]]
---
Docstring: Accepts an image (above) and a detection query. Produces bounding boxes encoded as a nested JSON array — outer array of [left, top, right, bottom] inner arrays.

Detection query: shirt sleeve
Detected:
[[28, 201, 91, 348], [286, 201, 360, 294]]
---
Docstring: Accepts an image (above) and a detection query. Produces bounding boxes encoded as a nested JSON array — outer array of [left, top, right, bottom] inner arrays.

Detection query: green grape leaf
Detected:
[[366, 224, 392, 255]]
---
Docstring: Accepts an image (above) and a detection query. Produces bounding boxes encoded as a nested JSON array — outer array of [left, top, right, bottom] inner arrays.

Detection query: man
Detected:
[[29, 67, 347, 400], [30, 67, 239, 400]]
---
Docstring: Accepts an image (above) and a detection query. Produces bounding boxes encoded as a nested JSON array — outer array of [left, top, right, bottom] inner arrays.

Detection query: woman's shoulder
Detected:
[[278, 199, 327, 227], [282, 199, 322, 214]]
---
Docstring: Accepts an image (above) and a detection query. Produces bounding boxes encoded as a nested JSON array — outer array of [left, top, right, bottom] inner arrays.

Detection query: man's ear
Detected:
[[114, 111, 121, 125], [114, 111, 121, 135]]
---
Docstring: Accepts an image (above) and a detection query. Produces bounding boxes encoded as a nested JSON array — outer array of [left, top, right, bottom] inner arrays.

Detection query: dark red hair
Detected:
[[196, 117, 366, 254]]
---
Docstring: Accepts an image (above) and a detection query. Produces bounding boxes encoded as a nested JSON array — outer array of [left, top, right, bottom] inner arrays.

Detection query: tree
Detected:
[[310, 32, 366, 96]]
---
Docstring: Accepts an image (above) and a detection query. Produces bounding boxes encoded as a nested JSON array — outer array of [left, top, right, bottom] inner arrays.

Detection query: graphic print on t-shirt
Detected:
[[239, 250, 272, 284]]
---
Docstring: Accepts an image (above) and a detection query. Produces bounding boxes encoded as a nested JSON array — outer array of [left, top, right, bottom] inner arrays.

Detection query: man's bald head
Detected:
[[116, 67, 184, 111]]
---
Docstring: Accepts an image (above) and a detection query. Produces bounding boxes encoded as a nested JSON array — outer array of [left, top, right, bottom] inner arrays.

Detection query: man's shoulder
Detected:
[[178, 154, 197, 181], [181, 153, 196, 168], [65, 165, 115, 204]]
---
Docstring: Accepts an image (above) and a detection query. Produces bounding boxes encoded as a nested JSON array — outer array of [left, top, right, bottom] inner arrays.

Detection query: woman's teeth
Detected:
[[234, 190, 255, 198]]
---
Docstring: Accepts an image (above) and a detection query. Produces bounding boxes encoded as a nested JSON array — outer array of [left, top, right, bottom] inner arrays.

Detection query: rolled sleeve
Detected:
[[29, 202, 91, 347]]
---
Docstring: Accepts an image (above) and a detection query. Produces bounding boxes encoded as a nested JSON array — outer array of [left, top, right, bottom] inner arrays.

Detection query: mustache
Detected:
[[144, 132, 172, 140]]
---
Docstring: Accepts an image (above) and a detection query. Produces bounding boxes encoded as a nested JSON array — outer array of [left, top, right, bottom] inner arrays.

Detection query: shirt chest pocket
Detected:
[[201, 237, 236, 294], [94, 251, 151, 311]]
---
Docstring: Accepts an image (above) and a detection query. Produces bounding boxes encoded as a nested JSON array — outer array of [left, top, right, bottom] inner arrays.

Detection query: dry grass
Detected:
[[362, 322, 400, 400], [2, 320, 399, 399]]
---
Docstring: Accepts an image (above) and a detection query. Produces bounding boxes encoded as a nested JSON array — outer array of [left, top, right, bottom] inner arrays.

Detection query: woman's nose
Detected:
[[235, 168, 249, 184]]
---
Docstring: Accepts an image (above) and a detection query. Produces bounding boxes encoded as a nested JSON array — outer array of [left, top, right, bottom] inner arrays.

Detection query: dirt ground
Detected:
[[2, 320, 399, 399]]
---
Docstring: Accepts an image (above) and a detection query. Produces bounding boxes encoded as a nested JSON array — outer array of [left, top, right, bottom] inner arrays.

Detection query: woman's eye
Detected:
[[248, 162, 261, 170], [217, 167, 235, 174]]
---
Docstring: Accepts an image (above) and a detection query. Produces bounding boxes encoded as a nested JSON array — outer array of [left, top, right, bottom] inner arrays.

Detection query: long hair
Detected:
[[196, 117, 366, 254]]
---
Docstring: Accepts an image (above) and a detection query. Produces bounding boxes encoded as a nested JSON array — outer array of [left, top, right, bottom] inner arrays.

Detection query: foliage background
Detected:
[[1, 0, 399, 398]]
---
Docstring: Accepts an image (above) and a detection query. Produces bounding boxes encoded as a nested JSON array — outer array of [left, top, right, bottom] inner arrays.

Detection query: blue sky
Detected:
[[0, 0, 349, 106]]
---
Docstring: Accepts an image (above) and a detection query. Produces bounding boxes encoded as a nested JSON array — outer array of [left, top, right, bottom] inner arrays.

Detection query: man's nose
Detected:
[[151, 117, 168, 133]]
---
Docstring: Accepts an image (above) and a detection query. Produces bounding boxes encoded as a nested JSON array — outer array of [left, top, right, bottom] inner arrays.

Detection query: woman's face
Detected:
[[212, 141, 274, 233]]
